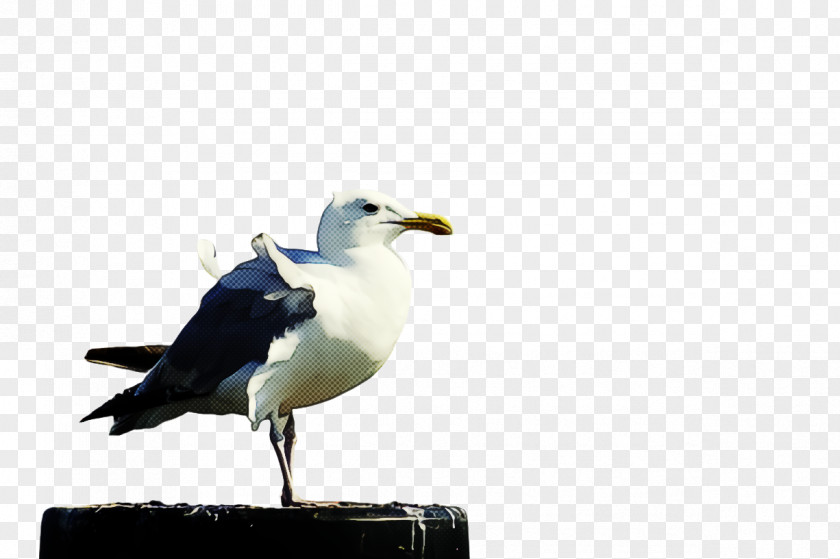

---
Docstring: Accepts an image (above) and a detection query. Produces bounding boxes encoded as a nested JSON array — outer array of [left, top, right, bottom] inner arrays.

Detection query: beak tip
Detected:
[[403, 212, 453, 236]]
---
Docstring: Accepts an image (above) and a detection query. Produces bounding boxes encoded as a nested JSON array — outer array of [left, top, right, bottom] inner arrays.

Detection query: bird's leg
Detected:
[[269, 409, 348, 508], [268, 410, 298, 507], [282, 410, 297, 474]]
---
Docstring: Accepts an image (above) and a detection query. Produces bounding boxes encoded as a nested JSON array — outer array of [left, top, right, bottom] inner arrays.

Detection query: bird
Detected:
[[81, 190, 453, 507]]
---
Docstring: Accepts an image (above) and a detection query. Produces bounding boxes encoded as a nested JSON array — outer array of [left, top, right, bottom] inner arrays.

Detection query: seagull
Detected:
[[81, 190, 453, 506]]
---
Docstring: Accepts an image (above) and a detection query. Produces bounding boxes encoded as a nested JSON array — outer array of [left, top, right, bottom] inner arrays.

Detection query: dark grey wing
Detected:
[[81, 235, 316, 422]]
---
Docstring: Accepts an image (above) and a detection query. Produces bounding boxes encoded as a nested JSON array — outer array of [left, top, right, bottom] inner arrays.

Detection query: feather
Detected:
[[84, 345, 169, 372]]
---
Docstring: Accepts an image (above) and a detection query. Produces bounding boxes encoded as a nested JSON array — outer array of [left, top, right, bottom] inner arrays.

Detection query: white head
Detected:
[[317, 190, 452, 259]]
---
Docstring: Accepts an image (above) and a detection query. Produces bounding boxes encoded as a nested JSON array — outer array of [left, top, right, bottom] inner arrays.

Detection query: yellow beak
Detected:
[[394, 212, 453, 235]]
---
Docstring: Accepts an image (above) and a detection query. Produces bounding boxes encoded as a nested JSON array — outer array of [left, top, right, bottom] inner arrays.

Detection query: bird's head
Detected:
[[317, 190, 452, 257]]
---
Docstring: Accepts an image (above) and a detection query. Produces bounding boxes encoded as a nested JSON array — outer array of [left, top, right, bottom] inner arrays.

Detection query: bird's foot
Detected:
[[283, 498, 340, 508], [282, 495, 377, 509]]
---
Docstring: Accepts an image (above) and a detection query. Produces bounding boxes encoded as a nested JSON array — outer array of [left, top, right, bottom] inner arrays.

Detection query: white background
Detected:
[[3, 1, 840, 558]]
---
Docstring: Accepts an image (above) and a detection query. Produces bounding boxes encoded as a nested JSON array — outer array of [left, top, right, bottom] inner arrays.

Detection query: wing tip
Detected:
[[80, 409, 133, 436], [80, 409, 104, 423]]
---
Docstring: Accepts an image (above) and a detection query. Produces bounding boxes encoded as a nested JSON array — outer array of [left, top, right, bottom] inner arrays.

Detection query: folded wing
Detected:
[[81, 233, 317, 424]]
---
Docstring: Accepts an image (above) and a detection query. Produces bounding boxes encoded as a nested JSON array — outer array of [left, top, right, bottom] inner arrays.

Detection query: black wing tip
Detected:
[[80, 412, 134, 436], [80, 404, 113, 422], [80, 411, 103, 423]]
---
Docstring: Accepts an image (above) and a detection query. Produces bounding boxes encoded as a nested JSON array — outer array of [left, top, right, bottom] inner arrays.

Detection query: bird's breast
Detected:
[[299, 249, 412, 364]]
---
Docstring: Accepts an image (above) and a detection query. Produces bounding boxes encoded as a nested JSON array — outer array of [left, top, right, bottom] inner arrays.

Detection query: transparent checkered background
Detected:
[[3, 1, 840, 558]]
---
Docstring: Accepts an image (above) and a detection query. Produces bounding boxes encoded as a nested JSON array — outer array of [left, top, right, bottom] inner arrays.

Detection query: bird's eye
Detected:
[[362, 203, 379, 214]]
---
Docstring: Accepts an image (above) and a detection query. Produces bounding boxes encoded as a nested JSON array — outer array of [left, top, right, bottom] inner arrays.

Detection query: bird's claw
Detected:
[[285, 500, 336, 508], [282, 496, 376, 509]]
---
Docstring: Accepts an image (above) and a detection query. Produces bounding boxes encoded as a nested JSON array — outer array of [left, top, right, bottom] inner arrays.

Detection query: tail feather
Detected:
[[85, 345, 169, 373], [83, 344, 196, 436]]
